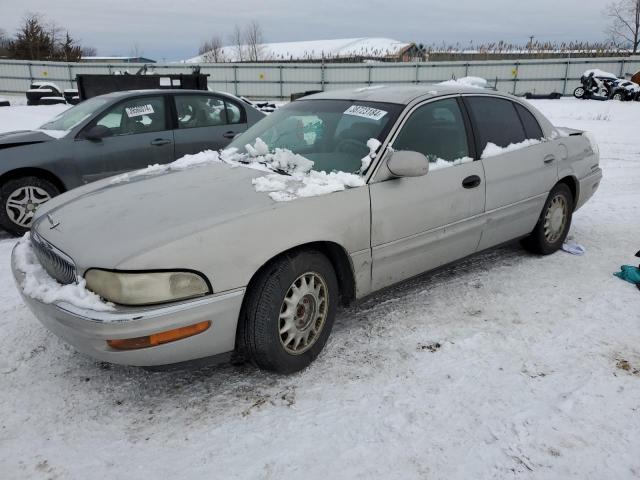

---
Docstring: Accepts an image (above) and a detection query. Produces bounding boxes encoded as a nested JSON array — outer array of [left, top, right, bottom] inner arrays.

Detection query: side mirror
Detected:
[[83, 125, 112, 141], [387, 150, 429, 177]]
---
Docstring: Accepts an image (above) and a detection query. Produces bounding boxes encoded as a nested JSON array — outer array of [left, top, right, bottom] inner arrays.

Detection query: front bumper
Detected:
[[11, 246, 245, 367]]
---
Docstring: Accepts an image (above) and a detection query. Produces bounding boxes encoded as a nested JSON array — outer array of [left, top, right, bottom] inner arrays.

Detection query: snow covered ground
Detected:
[[0, 98, 639, 479]]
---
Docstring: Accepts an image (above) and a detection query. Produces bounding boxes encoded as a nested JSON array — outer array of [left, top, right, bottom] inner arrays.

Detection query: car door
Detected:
[[172, 94, 249, 157], [463, 96, 559, 250], [73, 95, 174, 183], [369, 97, 486, 291]]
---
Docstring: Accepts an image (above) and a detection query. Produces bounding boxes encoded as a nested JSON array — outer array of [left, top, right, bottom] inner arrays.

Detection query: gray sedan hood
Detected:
[[0, 130, 58, 148], [33, 162, 277, 270]]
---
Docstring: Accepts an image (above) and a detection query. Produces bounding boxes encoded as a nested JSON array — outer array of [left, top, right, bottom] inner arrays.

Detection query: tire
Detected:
[[573, 87, 585, 99], [522, 183, 574, 255], [238, 250, 339, 374], [0, 176, 60, 236], [612, 92, 624, 101]]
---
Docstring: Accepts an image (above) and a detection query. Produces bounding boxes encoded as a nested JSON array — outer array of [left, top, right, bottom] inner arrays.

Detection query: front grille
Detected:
[[30, 231, 77, 285]]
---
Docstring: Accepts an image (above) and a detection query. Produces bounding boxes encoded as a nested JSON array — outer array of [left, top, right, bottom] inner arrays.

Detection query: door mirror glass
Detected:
[[83, 124, 113, 141], [387, 150, 429, 177]]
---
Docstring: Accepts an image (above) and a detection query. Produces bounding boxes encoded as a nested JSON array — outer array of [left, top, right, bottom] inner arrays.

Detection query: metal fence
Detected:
[[1, 56, 640, 99]]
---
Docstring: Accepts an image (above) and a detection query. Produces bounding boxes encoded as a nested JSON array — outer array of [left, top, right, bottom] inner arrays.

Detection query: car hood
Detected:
[[0, 130, 59, 149], [33, 162, 279, 270]]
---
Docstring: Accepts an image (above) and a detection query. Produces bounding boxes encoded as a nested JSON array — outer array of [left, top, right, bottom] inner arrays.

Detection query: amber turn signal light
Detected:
[[107, 321, 211, 350]]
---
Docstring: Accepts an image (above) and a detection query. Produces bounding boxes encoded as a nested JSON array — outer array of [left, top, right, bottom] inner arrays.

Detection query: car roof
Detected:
[[99, 89, 229, 99], [303, 84, 513, 105]]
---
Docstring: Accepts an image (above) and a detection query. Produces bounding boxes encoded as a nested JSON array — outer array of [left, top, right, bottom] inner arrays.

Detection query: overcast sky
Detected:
[[1, 0, 608, 61]]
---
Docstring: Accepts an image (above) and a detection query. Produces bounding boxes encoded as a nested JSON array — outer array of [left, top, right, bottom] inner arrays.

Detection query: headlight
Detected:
[[84, 269, 211, 306]]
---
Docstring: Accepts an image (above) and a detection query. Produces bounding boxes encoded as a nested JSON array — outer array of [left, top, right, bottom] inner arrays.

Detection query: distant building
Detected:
[[81, 56, 156, 64], [187, 38, 425, 63]]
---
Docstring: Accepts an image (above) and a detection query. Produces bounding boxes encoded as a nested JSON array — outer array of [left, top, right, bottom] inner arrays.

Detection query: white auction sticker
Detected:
[[125, 104, 154, 118], [344, 105, 387, 121]]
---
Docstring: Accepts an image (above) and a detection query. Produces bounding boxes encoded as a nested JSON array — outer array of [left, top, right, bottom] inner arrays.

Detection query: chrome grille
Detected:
[[30, 231, 77, 285]]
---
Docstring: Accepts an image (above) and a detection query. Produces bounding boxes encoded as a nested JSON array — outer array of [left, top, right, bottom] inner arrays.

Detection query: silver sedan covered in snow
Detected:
[[11, 85, 602, 373]]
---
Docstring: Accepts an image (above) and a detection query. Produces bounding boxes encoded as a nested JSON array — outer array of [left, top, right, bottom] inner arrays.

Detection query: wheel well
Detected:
[[247, 241, 357, 307], [558, 176, 579, 205], [0, 168, 66, 193]]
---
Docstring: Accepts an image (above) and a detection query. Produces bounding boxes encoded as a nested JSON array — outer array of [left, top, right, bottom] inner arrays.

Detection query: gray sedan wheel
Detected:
[[0, 176, 59, 236], [522, 183, 573, 255], [238, 250, 338, 373]]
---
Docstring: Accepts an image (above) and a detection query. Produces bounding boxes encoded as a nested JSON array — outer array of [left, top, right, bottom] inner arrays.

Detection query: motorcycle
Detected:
[[573, 72, 616, 101]]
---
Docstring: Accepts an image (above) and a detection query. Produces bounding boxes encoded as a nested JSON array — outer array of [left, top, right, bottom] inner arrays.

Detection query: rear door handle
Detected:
[[150, 138, 171, 146], [222, 131, 237, 139], [544, 154, 556, 164], [462, 175, 481, 189]]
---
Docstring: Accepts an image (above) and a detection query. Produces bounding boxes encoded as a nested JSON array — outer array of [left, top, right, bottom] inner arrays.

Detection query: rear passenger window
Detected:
[[393, 98, 470, 166], [465, 97, 526, 155], [515, 103, 544, 140]]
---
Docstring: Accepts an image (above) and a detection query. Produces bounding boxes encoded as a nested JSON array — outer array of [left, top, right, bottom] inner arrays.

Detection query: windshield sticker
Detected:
[[125, 104, 154, 118], [344, 105, 387, 121]]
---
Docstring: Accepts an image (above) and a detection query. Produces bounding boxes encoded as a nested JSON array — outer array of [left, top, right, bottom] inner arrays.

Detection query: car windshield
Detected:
[[228, 99, 402, 173], [39, 97, 109, 131]]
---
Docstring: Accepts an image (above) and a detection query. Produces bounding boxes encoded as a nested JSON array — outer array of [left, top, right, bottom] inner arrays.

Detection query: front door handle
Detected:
[[462, 175, 481, 189], [544, 154, 556, 164], [222, 131, 237, 139], [150, 138, 171, 146]]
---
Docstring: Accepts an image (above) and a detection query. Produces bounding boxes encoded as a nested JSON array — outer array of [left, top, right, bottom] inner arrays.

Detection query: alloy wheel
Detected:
[[543, 194, 568, 244], [278, 272, 328, 355], [5, 186, 51, 228]]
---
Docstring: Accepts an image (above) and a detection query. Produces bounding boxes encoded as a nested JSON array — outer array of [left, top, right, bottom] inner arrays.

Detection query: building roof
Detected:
[[186, 37, 413, 63]]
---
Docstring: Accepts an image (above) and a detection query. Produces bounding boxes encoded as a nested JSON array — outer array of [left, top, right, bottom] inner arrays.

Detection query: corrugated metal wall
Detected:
[[2, 57, 640, 99]]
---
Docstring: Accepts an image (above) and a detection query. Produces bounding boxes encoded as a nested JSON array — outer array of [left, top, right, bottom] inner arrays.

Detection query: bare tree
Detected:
[[81, 46, 97, 57], [230, 24, 245, 61], [244, 20, 264, 61], [606, 0, 640, 53], [199, 35, 225, 62], [129, 42, 143, 59]]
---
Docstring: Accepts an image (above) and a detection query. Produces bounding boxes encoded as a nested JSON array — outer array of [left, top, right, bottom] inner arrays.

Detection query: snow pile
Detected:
[[253, 170, 365, 202], [584, 69, 618, 79], [13, 234, 114, 311], [430, 156, 474, 170], [438, 76, 488, 89], [111, 138, 367, 202], [360, 138, 381, 172], [481, 139, 541, 159]]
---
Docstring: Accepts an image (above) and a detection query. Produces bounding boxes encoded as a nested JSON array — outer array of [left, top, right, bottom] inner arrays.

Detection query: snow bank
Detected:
[[438, 76, 488, 89], [13, 234, 114, 311], [481, 139, 541, 159]]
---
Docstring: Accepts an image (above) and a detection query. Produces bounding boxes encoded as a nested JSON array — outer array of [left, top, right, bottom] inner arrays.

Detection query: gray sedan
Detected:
[[0, 89, 266, 235], [11, 85, 602, 374]]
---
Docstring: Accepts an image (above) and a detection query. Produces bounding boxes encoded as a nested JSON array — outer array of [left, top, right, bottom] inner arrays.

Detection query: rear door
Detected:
[[73, 95, 174, 182], [463, 96, 559, 250], [172, 94, 249, 157], [369, 97, 486, 291]]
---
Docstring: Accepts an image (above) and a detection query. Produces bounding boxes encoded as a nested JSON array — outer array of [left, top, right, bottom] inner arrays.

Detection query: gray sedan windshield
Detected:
[[39, 97, 109, 131], [229, 99, 402, 173]]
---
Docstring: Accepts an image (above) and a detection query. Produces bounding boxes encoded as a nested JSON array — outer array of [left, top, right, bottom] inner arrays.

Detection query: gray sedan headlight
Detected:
[[84, 269, 211, 306]]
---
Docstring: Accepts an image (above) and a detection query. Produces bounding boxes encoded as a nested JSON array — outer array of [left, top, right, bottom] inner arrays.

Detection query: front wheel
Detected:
[[238, 250, 338, 373], [573, 87, 586, 99], [612, 92, 624, 101], [0, 176, 60, 236], [522, 183, 574, 255]]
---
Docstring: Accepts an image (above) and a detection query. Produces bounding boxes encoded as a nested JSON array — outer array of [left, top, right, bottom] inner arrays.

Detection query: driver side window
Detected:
[[393, 98, 471, 168], [93, 96, 167, 136]]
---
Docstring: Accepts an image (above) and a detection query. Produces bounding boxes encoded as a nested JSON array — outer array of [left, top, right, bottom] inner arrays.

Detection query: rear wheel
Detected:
[[612, 92, 624, 101], [238, 250, 338, 373], [573, 87, 586, 99], [0, 176, 60, 236], [522, 183, 573, 255]]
